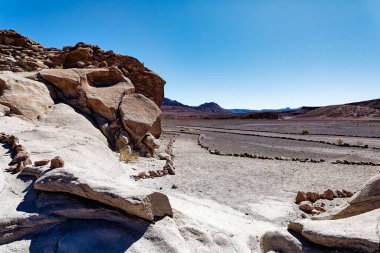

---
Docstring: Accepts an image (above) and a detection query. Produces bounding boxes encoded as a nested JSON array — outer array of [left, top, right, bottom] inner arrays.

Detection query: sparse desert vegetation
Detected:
[[336, 138, 344, 145], [119, 148, 139, 162]]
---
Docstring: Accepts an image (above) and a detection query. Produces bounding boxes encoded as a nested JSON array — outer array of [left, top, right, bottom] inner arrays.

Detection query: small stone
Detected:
[[137, 171, 147, 178], [149, 170, 159, 177], [306, 192, 320, 203], [324, 189, 335, 200], [313, 206, 326, 212], [336, 190, 346, 198], [171, 184, 178, 189], [12, 150, 29, 164], [295, 191, 307, 204], [342, 189, 353, 197], [299, 204, 312, 213], [34, 159, 50, 167], [50, 156, 64, 169]]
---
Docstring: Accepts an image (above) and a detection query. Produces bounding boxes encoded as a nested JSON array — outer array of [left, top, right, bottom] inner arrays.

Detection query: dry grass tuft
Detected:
[[336, 139, 344, 145], [119, 148, 139, 162], [301, 129, 309, 135]]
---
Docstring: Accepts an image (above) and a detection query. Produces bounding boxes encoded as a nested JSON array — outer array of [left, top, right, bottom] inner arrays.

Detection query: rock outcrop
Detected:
[[0, 30, 165, 106], [0, 29, 166, 154], [0, 30, 175, 250]]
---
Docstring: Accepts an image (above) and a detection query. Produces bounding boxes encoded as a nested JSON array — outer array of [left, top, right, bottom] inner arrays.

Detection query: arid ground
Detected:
[[131, 119, 380, 251]]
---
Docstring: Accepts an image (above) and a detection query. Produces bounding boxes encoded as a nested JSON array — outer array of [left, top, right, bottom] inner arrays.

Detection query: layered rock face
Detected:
[[0, 29, 165, 155]]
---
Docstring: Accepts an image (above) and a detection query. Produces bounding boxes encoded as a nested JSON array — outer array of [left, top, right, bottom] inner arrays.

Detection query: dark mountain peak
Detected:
[[162, 97, 187, 107], [198, 102, 227, 113]]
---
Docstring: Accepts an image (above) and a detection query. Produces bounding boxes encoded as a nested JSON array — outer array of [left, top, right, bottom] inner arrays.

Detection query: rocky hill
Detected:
[[294, 100, 380, 119], [162, 97, 232, 118]]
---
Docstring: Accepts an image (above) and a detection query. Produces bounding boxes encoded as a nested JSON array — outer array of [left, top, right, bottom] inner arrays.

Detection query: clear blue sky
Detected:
[[1, 0, 380, 109]]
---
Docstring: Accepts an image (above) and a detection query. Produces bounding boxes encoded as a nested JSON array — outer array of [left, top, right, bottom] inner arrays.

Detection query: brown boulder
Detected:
[[39, 69, 81, 98], [119, 93, 161, 141]]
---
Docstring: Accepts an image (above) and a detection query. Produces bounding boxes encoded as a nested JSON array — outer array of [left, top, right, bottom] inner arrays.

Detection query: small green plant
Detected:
[[119, 148, 139, 162], [301, 129, 309, 135], [336, 139, 344, 145]]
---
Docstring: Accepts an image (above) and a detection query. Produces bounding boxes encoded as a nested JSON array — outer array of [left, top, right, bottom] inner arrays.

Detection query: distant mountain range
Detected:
[[162, 98, 296, 114], [162, 97, 380, 119], [229, 107, 296, 114]]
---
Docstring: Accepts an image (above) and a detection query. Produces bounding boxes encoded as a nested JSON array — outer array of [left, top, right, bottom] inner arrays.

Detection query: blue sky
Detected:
[[1, 0, 380, 109]]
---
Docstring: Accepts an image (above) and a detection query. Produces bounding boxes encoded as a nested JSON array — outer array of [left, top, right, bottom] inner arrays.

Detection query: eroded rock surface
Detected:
[[120, 93, 161, 141], [0, 72, 54, 121]]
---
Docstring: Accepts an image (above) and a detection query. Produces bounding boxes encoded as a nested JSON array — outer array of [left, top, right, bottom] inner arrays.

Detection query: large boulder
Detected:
[[119, 93, 161, 141], [39, 68, 135, 121], [0, 72, 54, 121], [38, 69, 81, 98]]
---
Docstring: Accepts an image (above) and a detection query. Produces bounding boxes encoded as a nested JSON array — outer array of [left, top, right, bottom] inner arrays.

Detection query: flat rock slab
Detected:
[[34, 169, 173, 221], [289, 209, 380, 253]]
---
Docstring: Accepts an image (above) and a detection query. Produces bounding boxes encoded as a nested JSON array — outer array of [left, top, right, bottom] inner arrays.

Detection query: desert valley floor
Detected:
[[131, 119, 380, 252]]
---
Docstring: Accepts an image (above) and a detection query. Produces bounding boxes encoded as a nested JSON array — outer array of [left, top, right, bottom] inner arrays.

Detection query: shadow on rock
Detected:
[[9, 176, 150, 253]]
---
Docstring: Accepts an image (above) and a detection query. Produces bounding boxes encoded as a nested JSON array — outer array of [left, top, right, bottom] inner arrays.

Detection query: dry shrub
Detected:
[[356, 140, 364, 146], [336, 139, 344, 145], [165, 148, 173, 156], [301, 129, 309, 135], [119, 148, 139, 162]]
